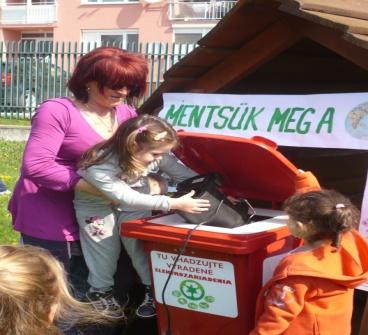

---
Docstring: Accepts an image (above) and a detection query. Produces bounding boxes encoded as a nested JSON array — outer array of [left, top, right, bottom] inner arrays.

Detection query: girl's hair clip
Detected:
[[335, 203, 345, 209], [137, 126, 147, 133], [154, 131, 167, 141]]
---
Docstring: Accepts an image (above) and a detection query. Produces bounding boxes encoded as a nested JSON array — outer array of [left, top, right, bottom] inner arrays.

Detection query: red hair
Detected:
[[68, 47, 148, 103]]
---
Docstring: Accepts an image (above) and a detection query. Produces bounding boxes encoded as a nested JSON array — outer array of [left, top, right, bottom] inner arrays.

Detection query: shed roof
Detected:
[[139, 0, 368, 114]]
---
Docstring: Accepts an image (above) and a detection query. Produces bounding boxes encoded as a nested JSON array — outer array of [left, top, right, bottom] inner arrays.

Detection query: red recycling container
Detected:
[[121, 132, 319, 335]]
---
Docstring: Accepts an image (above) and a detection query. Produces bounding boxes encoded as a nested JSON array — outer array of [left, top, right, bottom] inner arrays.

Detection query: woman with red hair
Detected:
[[8, 47, 148, 333]]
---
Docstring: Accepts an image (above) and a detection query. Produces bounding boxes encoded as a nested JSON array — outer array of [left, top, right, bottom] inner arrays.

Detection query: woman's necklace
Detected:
[[82, 103, 117, 136]]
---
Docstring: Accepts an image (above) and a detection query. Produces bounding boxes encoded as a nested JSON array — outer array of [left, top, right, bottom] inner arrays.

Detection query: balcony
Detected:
[[0, 1, 57, 25], [168, 0, 237, 21]]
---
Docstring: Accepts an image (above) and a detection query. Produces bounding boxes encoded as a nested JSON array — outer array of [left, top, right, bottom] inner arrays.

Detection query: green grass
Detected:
[[0, 140, 25, 244], [0, 117, 31, 126]]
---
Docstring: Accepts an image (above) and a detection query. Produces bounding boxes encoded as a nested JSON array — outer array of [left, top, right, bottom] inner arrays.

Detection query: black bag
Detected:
[[175, 173, 253, 228]]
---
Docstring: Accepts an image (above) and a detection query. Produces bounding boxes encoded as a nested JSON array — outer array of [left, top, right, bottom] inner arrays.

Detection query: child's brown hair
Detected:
[[283, 189, 360, 248], [79, 115, 179, 182]]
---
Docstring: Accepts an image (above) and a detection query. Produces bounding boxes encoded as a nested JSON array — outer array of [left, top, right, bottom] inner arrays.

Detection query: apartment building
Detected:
[[0, 0, 237, 47]]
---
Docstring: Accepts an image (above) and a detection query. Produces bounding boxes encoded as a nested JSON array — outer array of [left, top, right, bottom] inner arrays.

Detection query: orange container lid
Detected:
[[173, 132, 300, 202], [121, 132, 305, 253]]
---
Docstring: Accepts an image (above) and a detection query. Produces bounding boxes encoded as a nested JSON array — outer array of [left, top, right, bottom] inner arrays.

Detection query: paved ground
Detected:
[[0, 125, 30, 141], [122, 288, 367, 335]]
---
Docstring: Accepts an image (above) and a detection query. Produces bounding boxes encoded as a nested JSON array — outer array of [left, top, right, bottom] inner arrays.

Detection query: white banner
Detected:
[[160, 92, 368, 149]]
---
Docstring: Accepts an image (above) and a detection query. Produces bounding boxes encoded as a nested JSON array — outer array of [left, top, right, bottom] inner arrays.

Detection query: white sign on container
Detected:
[[151, 251, 238, 318]]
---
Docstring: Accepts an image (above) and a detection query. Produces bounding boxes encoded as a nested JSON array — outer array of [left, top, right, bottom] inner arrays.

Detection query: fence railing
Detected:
[[0, 1, 58, 25], [0, 41, 196, 119], [168, 0, 236, 21]]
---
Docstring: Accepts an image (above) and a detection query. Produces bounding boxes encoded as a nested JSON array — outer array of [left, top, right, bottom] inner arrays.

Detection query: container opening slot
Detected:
[[249, 215, 273, 222]]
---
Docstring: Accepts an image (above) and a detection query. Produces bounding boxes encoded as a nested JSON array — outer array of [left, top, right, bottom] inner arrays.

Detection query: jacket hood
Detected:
[[272, 230, 368, 288]]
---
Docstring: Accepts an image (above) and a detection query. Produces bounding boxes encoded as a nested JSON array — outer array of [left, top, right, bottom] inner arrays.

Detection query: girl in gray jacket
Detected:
[[74, 115, 210, 319]]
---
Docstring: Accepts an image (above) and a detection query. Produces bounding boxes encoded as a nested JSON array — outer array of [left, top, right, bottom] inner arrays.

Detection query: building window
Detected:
[[6, 1, 57, 3], [21, 32, 53, 39], [31, 0, 56, 4], [101, 35, 123, 45], [174, 33, 202, 44], [21, 32, 54, 52], [173, 26, 213, 44], [82, 30, 139, 51]]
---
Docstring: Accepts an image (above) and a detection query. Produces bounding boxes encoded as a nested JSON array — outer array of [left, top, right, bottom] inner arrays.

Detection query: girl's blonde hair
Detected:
[[79, 115, 179, 181], [0, 245, 112, 335]]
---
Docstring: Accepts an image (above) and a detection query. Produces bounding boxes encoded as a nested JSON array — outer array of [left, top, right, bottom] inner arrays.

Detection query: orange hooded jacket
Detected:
[[249, 230, 368, 335]]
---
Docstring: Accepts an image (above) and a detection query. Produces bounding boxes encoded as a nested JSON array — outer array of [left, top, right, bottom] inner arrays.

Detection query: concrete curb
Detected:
[[0, 125, 31, 141]]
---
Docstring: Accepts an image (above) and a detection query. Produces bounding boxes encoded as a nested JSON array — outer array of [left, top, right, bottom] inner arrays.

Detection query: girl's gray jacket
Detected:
[[74, 153, 196, 212]]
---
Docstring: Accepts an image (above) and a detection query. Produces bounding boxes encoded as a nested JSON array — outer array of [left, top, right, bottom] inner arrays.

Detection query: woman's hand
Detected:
[[168, 190, 211, 213]]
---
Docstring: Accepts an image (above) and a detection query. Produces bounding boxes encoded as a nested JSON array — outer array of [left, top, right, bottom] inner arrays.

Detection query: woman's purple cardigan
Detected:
[[8, 97, 137, 241]]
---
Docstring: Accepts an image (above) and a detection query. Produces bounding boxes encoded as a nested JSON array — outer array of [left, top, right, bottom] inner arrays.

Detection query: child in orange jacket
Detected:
[[250, 189, 368, 335]]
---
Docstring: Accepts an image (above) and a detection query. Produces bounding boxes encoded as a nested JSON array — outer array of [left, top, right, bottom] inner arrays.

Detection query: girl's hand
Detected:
[[169, 190, 211, 213]]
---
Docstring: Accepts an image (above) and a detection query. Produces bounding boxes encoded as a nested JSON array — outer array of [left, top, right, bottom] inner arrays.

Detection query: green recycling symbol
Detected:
[[172, 279, 215, 310]]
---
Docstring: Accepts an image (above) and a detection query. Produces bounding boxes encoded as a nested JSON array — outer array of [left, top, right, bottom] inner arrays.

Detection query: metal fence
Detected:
[[0, 41, 196, 119]]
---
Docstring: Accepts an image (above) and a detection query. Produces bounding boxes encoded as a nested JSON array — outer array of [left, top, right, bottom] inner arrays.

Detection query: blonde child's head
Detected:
[[80, 115, 179, 181], [283, 189, 360, 249], [0, 244, 112, 335]]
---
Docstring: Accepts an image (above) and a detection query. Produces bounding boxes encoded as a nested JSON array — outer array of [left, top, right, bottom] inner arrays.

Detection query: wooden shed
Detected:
[[139, 0, 368, 208]]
